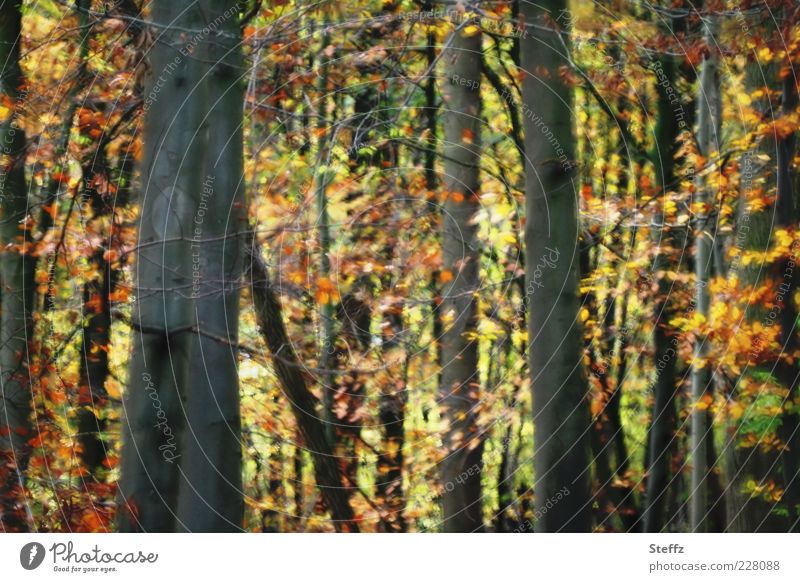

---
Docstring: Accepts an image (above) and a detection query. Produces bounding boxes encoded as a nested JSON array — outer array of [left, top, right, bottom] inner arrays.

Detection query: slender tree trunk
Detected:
[[581, 246, 613, 526], [520, 0, 592, 532], [117, 0, 210, 532], [642, 41, 681, 534], [76, 149, 124, 476], [494, 421, 514, 532], [424, 0, 438, 192], [601, 260, 639, 531], [314, 28, 336, 448], [705, 407, 727, 532], [76, 0, 143, 481], [423, 0, 443, 417], [174, 0, 245, 532], [689, 12, 720, 532], [376, 308, 408, 532], [0, 0, 35, 531], [438, 15, 484, 533], [376, 377, 407, 531], [247, 244, 360, 532], [775, 57, 800, 532], [724, 16, 790, 532], [294, 447, 304, 528]]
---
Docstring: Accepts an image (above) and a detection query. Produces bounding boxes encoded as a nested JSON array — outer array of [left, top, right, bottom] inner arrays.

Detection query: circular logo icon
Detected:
[[20, 542, 46, 570]]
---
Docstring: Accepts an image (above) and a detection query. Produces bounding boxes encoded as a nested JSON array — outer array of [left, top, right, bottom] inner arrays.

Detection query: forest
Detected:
[[0, 0, 799, 534]]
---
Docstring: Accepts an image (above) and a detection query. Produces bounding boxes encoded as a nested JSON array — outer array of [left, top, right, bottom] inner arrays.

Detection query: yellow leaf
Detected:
[[463, 24, 480, 37], [105, 377, 121, 400]]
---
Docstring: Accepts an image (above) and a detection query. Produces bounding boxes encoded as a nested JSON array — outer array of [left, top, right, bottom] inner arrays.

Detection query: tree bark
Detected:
[[438, 13, 485, 533], [723, 15, 791, 532], [117, 0, 210, 532], [520, 0, 592, 532], [774, 54, 800, 532], [0, 0, 35, 532], [689, 11, 720, 532], [76, 148, 123, 476], [175, 0, 246, 532], [642, 40, 681, 534]]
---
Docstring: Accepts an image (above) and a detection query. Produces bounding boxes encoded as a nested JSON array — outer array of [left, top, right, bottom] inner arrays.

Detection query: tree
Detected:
[[520, 0, 592, 532], [247, 244, 360, 532], [175, 0, 246, 532], [773, 15, 800, 532], [689, 10, 721, 533], [117, 0, 213, 532], [438, 12, 485, 533], [641, 14, 682, 534], [0, 0, 36, 532]]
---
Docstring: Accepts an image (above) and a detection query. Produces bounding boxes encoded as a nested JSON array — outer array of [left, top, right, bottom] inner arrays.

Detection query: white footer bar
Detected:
[[1, 534, 797, 580]]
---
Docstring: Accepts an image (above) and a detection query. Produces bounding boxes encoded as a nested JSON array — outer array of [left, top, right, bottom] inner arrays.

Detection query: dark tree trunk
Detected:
[[76, 149, 124, 476], [175, 0, 246, 532], [438, 14, 485, 533], [0, 0, 36, 532], [642, 43, 681, 534], [520, 0, 592, 532], [247, 244, 360, 532], [117, 0, 211, 532], [775, 62, 800, 532]]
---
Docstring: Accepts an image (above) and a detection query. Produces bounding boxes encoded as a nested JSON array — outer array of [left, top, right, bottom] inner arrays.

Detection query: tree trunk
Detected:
[[774, 54, 800, 532], [376, 309, 408, 532], [689, 11, 720, 532], [117, 0, 210, 532], [376, 381, 407, 531], [247, 243, 360, 532], [724, 15, 791, 532], [0, 0, 36, 532], [438, 15, 485, 533], [314, 27, 336, 448], [175, 0, 245, 532], [76, 149, 124, 476], [520, 0, 592, 532], [642, 40, 681, 534]]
